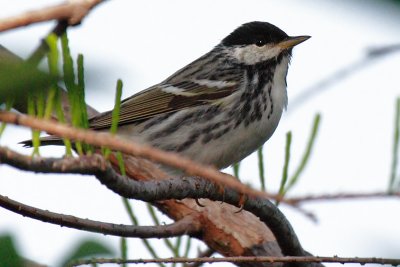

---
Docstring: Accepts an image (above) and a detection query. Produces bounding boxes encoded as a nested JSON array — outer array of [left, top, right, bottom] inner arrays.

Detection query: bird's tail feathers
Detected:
[[19, 136, 64, 147]]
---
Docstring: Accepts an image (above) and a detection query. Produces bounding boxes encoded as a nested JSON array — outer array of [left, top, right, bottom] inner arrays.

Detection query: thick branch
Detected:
[[0, 0, 107, 32], [0, 193, 200, 238]]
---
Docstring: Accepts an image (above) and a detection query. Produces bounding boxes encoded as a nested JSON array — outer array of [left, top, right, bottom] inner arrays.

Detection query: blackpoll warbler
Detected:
[[31, 21, 310, 172]]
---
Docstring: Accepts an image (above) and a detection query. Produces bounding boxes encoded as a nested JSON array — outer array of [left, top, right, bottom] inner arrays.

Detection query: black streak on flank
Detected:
[[141, 113, 174, 132], [176, 131, 201, 152], [267, 85, 273, 120]]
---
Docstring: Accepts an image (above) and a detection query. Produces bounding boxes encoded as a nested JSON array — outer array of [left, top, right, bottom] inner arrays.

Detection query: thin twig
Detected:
[[0, 0, 107, 32], [27, 20, 68, 66], [184, 248, 214, 267], [69, 255, 400, 267], [287, 191, 400, 205]]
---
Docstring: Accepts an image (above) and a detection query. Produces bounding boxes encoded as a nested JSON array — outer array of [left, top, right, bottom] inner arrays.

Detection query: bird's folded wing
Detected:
[[89, 80, 238, 130]]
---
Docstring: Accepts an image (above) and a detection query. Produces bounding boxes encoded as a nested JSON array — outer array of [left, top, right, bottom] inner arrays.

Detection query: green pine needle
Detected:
[[0, 99, 14, 138], [183, 236, 192, 258], [43, 88, 56, 119], [61, 33, 76, 93], [27, 95, 40, 156], [45, 33, 73, 155], [284, 113, 321, 194], [61, 32, 85, 155], [146, 204, 161, 226], [277, 131, 292, 201], [257, 146, 266, 191], [146, 204, 177, 257], [54, 89, 73, 156], [389, 98, 400, 191], [120, 237, 127, 267], [104, 79, 123, 158], [121, 198, 165, 267], [233, 162, 240, 179], [46, 34, 59, 77], [77, 54, 89, 129], [111, 80, 123, 135], [116, 152, 126, 176]]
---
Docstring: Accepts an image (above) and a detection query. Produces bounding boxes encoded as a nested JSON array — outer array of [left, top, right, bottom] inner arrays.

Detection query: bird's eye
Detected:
[[255, 40, 265, 47]]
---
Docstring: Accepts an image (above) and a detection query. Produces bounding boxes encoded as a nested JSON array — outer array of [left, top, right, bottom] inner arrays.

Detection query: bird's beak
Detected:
[[277, 35, 311, 50]]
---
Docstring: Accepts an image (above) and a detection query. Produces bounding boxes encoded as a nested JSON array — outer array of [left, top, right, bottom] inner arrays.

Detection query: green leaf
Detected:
[[0, 234, 23, 267], [61, 239, 114, 267], [0, 59, 55, 105]]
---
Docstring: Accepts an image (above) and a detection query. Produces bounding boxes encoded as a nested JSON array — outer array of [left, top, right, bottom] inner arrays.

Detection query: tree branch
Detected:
[[184, 248, 215, 267], [0, 0, 107, 32], [69, 255, 400, 267], [0, 193, 200, 238], [286, 191, 400, 205], [0, 146, 305, 259]]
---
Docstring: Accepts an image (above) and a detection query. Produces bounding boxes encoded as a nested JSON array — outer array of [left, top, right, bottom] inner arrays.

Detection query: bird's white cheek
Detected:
[[232, 45, 281, 65]]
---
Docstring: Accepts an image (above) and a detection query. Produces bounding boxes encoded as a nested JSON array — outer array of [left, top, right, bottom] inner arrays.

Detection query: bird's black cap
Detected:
[[221, 21, 289, 46]]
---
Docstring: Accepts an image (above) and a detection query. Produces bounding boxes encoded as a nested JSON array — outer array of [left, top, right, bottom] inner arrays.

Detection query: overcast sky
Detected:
[[1, 0, 400, 266]]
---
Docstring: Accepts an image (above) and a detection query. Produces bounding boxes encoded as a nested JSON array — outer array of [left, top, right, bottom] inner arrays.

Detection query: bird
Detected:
[[25, 21, 310, 173]]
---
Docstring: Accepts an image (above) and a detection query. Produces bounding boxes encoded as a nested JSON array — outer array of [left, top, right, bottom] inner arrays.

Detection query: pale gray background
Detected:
[[0, 0, 399, 266]]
